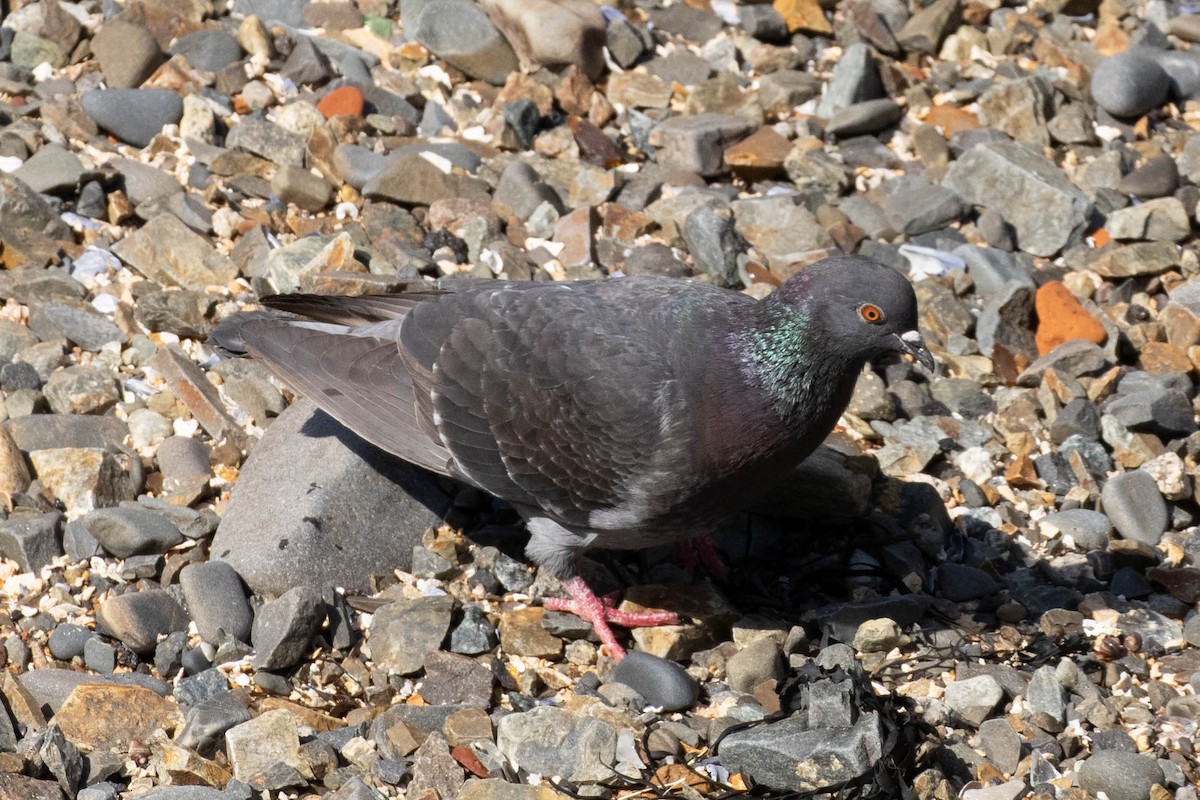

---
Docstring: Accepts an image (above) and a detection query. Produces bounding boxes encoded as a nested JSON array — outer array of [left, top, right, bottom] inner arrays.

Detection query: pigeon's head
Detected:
[[775, 255, 934, 370]]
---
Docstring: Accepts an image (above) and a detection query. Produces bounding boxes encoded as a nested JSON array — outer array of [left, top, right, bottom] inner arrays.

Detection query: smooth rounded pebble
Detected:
[[1101, 470, 1168, 546], [608, 651, 699, 711], [1077, 750, 1165, 800], [80, 88, 184, 148], [1090, 51, 1171, 118]]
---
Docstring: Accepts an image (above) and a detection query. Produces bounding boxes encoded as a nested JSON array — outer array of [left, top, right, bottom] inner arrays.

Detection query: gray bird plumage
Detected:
[[211, 255, 930, 582]]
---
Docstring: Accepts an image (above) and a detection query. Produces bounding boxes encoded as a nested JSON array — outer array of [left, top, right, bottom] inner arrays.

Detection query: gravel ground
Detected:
[[0, 0, 1199, 799]]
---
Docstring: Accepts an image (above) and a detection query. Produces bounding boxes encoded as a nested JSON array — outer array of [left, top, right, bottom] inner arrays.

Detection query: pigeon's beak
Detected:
[[895, 330, 935, 370]]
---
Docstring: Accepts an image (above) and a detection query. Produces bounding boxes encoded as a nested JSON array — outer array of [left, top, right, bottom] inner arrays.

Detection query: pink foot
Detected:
[[543, 575, 679, 660], [675, 536, 729, 582]]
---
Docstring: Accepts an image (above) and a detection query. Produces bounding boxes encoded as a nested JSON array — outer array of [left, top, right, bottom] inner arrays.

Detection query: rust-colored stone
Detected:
[[316, 85, 364, 119], [55, 683, 179, 752], [1034, 281, 1107, 355]]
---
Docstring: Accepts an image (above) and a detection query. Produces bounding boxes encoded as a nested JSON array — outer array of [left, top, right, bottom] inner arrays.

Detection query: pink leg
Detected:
[[693, 536, 729, 582], [674, 536, 729, 582], [543, 575, 679, 660]]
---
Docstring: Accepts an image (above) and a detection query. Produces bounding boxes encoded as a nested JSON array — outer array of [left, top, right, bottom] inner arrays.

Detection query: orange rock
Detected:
[[924, 104, 982, 137], [316, 85, 364, 119], [1035, 280, 1107, 355], [773, 0, 832, 34]]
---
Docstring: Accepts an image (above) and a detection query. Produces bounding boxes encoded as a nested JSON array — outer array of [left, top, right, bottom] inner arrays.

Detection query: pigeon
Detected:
[[211, 254, 931, 659]]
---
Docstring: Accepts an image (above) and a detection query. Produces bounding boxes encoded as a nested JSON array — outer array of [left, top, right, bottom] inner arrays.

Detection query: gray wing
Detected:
[[399, 280, 698, 527], [215, 278, 745, 531], [211, 310, 454, 476]]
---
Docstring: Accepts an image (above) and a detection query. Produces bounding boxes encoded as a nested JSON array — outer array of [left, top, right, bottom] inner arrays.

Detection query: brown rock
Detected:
[[444, 707, 494, 747], [773, 0, 832, 34], [0, 423, 31, 496], [1034, 281, 1107, 355], [724, 127, 792, 180], [1139, 341, 1193, 374], [0, 773, 64, 800], [1147, 567, 1200, 603], [259, 697, 345, 733], [498, 607, 563, 658], [152, 346, 246, 449], [554, 206, 597, 268], [623, 583, 739, 660], [316, 86, 364, 119], [924, 104, 982, 136], [1091, 241, 1179, 278], [55, 683, 179, 752], [150, 736, 232, 787], [2, 672, 47, 731]]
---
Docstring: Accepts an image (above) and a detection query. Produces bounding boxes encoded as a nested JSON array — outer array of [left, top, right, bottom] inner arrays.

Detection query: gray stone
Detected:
[[607, 651, 699, 711], [449, 604, 498, 655], [180, 561, 253, 645], [226, 118, 306, 167], [682, 205, 745, 286], [419, 651, 495, 706], [409, 730, 465, 798], [80, 89, 183, 148], [408, 0, 520, 84], [363, 153, 490, 207], [42, 366, 119, 416], [895, 0, 956, 53], [91, 18, 163, 89], [725, 637, 785, 695], [944, 674, 1004, 727], [1038, 509, 1112, 551], [942, 140, 1091, 257], [225, 709, 304, 784], [252, 586, 326, 670], [884, 182, 966, 236], [0, 512, 63, 574], [171, 29, 243, 72], [977, 718, 1021, 774], [108, 159, 182, 210], [176, 693, 252, 758], [1026, 665, 1066, 725], [1106, 197, 1191, 242], [271, 165, 334, 213], [826, 98, 903, 137], [1102, 470, 1169, 546], [212, 401, 449, 595], [47, 623, 95, 662], [648, 113, 757, 177], [1118, 154, 1179, 199], [1091, 51, 1171, 118], [937, 563, 999, 602], [814, 42, 882, 118], [478, 0, 606, 79], [719, 711, 883, 792], [332, 144, 388, 191], [1077, 750, 1166, 800], [12, 144, 83, 194], [1106, 389, 1196, 437], [112, 214, 238, 292], [1017, 340, 1108, 387], [369, 594, 455, 676], [96, 589, 190, 655], [496, 706, 618, 783], [494, 161, 564, 220], [73, 507, 184, 559], [282, 36, 333, 85], [979, 75, 1053, 146]]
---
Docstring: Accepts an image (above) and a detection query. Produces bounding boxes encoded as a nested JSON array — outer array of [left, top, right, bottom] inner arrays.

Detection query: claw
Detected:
[[543, 575, 679, 660]]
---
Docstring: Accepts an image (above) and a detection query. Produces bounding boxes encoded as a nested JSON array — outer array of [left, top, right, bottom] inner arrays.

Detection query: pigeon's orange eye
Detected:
[[859, 304, 885, 324]]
